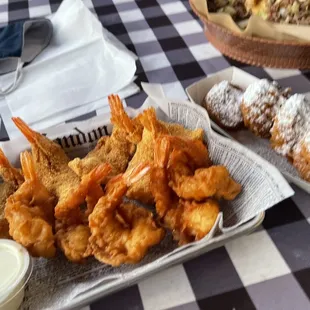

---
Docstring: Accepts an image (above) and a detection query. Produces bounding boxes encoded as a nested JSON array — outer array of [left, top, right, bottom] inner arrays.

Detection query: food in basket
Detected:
[[245, 0, 310, 25], [151, 135, 241, 245], [55, 163, 112, 263], [12, 117, 81, 205], [270, 94, 310, 160], [207, 0, 310, 25], [0, 149, 24, 239], [5, 151, 56, 258], [69, 95, 140, 178], [204, 80, 244, 129], [202, 77, 310, 183], [125, 107, 204, 205], [89, 163, 165, 266], [293, 133, 310, 182], [240, 79, 288, 138], [0, 95, 242, 266], [208, 0, 250, 21]]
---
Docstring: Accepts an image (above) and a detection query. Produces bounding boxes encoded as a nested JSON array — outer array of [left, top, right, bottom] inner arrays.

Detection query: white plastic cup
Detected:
[[0, 239, 32, 310]]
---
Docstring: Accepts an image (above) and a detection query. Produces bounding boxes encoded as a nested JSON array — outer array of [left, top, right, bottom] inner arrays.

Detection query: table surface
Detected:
[[1, 0, 310, 309]]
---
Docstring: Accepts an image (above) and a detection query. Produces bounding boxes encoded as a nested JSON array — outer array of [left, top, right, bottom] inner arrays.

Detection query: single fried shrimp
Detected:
[[68, 95, 139, 178], [12, 117, 81, 205], [5, 151, 55, 257], [169, 164, 241, 201], [89, 163, 164, 266], [55, 163, 112, 263], [55, 222, 92, 263], [109, 94, 143, 144], [55, 163, 112, 224], [0, 148, 24, 188], [151, 137, 219, 245], [0, 148, 24, 239]]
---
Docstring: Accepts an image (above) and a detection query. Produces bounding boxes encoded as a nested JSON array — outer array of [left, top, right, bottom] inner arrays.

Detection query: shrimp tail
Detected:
[[123, 162, 150, 186], [20, 151, 36, 181], [87, 163, 112, 184], [12, 117, 37, 144]]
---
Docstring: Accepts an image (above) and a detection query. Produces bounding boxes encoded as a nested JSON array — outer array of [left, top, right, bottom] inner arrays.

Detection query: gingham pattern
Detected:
[[1, 1, 310, 309]]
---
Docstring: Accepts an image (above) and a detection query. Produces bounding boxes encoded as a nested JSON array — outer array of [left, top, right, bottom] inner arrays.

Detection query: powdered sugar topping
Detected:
[[205, 81, 243, 127], [272, 94, 310, 156], [243, 79, 283, 108]]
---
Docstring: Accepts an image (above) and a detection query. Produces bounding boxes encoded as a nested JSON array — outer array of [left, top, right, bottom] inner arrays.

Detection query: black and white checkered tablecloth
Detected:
[[1, 1, 310, 309]]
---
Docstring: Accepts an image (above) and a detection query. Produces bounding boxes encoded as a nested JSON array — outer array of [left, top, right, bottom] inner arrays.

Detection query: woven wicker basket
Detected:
[[190, 0, 310, 69]]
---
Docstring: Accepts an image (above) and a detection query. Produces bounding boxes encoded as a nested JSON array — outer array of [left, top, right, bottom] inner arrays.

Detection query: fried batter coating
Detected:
[[89, 163, 164, 266], [126, 108, 205, 204], [0, 148, 24, 188], [151, 137, 219, 245], [68, 95, 138, 178], [12, 117, 81, 205], [0, 182, 15, 239], [270, 94, 310, 159], [55, 164, 112, 263], [5, 151, 55, 257], [241, 79, 286, 138], [293, 134, 310, 182], [0, 148, 25, 239], [169, 164, 241, 201], [55, 223, 92, 263]]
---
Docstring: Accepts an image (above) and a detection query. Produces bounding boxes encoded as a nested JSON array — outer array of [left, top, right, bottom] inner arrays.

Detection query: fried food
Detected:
[[204, 81, 244, 129], [55, 164, 112, 263], [55, 222, 92, 263], [5, 151, 55, 258], [12, 117, 81, 205], [151, 137, 219, 244], [0, 149, 24, 239], [293, 134, 310, 182], [68, 95, 139, 178], [89, 163, 165, 266], [126, 108, 205, 204], [270, 94, 310, 160], [241, 79, 288, 138]]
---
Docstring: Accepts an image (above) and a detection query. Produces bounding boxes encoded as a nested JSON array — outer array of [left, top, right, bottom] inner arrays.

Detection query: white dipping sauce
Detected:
[[0, 240, 31, 310]]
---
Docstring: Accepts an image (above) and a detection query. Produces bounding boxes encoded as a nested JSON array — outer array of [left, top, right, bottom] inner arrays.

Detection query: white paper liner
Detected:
[[0, 83, 293, 310]]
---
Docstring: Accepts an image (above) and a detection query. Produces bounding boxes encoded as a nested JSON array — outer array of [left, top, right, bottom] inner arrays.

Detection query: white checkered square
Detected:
[[140, 52, 170, 72], [119, 8, 144, 23], [128, 29, 157, 44], [139, 265, 196, 310], [226, 230, 291, 286], [29, 5, 51, 18], [174, 20, 202, 36], [189, 43, 222, 61], [161, 2, 187, 15]]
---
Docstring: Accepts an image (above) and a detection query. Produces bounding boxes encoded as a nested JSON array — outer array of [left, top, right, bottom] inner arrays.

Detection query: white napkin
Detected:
[[0, 0, 138, 128]]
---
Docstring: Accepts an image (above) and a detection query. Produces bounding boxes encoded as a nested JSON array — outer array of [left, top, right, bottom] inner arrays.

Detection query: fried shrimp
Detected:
[[5, 151, 55, 257], [68, 95, 138, 178], [12, 117, 81, 204], [0, 149, 24, 239], [168, 161, 241, 201], [126, 108, 168, 204], [0, 148, 24, 187], [55, 163, 112, 263], [89, 163, 165, 266], [151, 137, 219, 245]]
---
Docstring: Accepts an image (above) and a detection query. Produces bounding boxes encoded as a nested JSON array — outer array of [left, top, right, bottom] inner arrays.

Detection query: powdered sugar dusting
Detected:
[[271, 94, 310, 156], [205, 81, 243, 128], [241, 79, 286, 134]]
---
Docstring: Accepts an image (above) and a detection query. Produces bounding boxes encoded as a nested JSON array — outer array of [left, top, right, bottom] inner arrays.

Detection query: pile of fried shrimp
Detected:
[[0, 95, 241, 266]]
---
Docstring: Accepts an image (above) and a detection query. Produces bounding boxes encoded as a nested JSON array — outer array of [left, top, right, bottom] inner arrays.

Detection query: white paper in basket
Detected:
[[0, 83, 293, 310]]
